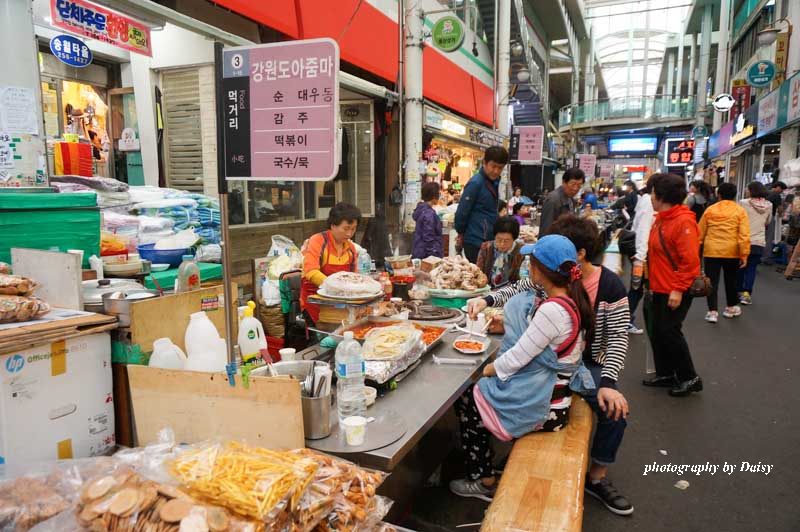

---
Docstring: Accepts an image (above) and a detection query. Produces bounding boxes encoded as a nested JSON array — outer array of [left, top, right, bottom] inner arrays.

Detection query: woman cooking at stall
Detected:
[[301, 202, 362, 326]]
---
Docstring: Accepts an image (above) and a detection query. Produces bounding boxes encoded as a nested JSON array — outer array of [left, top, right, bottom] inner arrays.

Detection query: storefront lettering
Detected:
[[250, 56, 334, 83], [50, 0, 152, 56]]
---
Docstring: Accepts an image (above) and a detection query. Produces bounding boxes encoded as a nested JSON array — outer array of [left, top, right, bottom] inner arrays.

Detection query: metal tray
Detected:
[[335, 317, 450, 355]]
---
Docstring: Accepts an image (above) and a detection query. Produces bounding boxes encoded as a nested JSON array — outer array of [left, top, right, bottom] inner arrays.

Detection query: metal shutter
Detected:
[[162, 69, 203, 191]]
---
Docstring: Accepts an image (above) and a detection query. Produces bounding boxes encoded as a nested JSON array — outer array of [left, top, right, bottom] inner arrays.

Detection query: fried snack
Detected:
[[76, 470, 264, 532], [453, 340, 485, 353], [0, 295, 51, 323], [168, 441, 319, 521], [0, 274, 37, 296], [0, 477, 69, 531]]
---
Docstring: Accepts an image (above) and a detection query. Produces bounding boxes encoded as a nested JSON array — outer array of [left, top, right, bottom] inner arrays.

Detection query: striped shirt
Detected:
[[484, 266, 630, 389]]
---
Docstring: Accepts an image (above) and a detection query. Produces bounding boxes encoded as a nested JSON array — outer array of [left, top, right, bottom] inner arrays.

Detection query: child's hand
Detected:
[[482, 363, 496, 378]]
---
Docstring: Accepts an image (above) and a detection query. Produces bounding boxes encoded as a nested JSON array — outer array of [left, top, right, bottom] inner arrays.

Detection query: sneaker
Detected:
[[723, 306, 743, 318], [585, 475, 634, 516], [704, 311, 719, 323], [739, 292, 752, 305], [626, 323, 644, 335], [449, 478, 495, 502]]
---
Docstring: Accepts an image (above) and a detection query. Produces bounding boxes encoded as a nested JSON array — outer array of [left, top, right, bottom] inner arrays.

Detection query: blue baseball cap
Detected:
[[520, 235, 578, 275]]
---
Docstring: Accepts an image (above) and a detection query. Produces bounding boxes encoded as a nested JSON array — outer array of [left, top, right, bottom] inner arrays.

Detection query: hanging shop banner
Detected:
[[664, 138, 695, 166], [511, 126, 544, 164], [708, 121, 732, 159], [577, 154, 597, 178], [786, 71, 800, 126], [221, 38, 340, 181], [756, 90, 779, 139], [49, 34, 92, 68], [432, 16, 465, 53], [598, 162, 613, 179], [50, 0, 152, 57], [731, 104, 759, 146], [424, 106, 505, 148], [746, 60, 776, 88], [730, 80, 751, 118], [773, 32, 789, 90]]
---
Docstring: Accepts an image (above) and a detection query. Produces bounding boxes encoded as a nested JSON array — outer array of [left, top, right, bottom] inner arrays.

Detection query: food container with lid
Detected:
[[81, 279, 145, 313]]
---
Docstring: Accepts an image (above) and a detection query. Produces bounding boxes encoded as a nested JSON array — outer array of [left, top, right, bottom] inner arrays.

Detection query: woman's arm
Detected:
[[493, 302, 571, 380], [671, 220, 701, 292], [302, 234, 326, 286], [484, 278, 538, 307], [738, 210, 751, 263]]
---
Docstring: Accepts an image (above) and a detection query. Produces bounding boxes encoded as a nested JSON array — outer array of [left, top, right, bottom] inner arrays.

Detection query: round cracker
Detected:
[[157, 484, 185, 499], [206, 506, 230, 531], [84, 475, 116, 502], [160, 498, 193, 523], [109, 487, 139, 516]]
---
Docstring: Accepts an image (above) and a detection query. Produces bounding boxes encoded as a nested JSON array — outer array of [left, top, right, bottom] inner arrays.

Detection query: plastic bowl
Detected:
[[151, 263, 171, 272], [137, 243, 190, 267]]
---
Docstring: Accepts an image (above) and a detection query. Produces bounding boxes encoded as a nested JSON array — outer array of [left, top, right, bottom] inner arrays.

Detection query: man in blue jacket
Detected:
[[455, 146, 509, 262]]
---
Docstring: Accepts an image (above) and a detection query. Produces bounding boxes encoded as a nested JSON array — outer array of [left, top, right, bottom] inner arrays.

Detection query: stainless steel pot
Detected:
[[82, 278, 144, 313], [101, 289, 160, 326]]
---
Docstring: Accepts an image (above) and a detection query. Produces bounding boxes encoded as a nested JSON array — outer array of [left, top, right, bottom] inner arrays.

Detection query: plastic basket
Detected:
[[137, 243, 190, 267]]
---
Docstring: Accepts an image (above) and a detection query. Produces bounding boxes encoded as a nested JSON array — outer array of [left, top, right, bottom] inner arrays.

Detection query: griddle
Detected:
[[407, 304, 461, 321]]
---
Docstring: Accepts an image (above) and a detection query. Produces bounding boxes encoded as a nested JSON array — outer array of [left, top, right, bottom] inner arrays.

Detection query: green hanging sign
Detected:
[[747, 60, 776, 88], [432, 16, 465, 53]]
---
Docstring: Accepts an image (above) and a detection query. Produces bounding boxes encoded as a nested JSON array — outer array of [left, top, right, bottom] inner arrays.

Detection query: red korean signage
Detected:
[[50, 0, 152, 57], [664, 138, 695, 166], [730, 80, 751, 118]]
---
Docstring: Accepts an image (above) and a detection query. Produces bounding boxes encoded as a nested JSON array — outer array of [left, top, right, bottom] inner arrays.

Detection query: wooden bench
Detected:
[[482, 397, 594, 532]]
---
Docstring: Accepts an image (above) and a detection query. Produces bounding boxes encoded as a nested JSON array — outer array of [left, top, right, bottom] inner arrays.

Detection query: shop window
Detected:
[[162, 69, 204, 191], [228, 100, 375, 227]]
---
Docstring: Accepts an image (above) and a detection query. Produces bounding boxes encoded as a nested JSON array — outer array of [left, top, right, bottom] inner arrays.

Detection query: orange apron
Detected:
[[300, 232, 356, 324]]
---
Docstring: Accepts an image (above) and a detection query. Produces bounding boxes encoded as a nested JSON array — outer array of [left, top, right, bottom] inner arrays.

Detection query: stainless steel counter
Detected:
[[307, 329, 497, 471]]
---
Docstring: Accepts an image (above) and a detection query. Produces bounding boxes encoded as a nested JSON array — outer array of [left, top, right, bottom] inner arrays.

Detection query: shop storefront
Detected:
[[422, 104, 505, 189]]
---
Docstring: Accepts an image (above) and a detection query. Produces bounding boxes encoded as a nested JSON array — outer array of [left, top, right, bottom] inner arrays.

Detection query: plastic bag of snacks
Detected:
[[0, 263, 11, 274], [0, 274, 38, 296], [0, 295, 51, 323], [167, 441, 320, 522]]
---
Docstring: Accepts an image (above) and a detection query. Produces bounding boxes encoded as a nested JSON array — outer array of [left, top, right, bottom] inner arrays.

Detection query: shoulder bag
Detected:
[[657, 224, 710, 298]]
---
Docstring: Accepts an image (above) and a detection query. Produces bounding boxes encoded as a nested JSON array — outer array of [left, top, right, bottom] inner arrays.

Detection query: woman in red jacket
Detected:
[[643, 173, 703, 397]]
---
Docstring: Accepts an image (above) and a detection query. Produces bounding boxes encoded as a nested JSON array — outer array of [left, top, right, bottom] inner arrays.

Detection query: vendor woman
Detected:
[[300, 202, 362, 325]]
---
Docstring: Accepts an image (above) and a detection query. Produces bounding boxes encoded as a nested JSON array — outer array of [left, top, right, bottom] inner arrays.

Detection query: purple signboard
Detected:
[[516, 125, 544, 164], [221, 38, 339, 181]]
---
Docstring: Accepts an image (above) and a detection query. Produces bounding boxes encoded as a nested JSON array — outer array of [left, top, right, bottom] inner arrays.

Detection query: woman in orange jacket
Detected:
[[643, 173, 702, 397], [698, 182, 750, 323]]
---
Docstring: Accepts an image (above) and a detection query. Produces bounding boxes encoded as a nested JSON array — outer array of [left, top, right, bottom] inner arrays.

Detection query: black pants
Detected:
[[463, 243, 481, 263], [456, 385, 568, 480], [705, 257, 740, 311], [645, 292, 697, 382]]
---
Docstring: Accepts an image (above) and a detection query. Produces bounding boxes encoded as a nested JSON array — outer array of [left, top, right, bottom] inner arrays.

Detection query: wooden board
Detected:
[[127, 365, 304, 449], [482, 398, 593, 532], [0, 311, 117, 354], [11, 248, 83, 310], [128, 284, 237, 353]]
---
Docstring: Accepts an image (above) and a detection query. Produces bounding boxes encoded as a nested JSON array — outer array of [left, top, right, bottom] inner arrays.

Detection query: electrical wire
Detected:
[[338, 0, 366, 42]]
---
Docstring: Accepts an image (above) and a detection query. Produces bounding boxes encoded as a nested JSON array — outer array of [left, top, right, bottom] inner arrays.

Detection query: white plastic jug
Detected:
[[149, 338, 188, 370], [185, 311, 221, 357], [184, 338, 227, 373]]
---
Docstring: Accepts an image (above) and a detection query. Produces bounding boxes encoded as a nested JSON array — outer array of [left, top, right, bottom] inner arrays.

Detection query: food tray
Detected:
[[316, 287, 385, 301], [453, 334, 490, 354], [336, 317, 449, 352], [426, 286, 490, 299]]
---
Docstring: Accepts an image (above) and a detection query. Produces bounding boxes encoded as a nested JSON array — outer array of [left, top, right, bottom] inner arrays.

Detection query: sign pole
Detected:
[[214, 41, 237, 386]]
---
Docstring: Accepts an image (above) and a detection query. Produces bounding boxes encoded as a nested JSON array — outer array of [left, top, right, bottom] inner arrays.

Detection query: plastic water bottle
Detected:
[[176, 255, 201, 293], [520, 256, 531, 280], [631, 260, 644, 290], [335, 331, 366, 421]]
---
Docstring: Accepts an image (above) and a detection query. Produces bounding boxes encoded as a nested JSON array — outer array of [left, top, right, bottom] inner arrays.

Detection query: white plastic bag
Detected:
[[268, 235, 300, 257], [262, 279, 281, 306]]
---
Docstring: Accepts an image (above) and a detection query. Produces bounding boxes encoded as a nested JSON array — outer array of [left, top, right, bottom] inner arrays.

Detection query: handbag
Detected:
[[657, 224, 711, 298]]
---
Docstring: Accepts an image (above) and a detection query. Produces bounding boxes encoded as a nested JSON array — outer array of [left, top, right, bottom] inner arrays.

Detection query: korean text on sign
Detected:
[[221, 39, 340, 181]]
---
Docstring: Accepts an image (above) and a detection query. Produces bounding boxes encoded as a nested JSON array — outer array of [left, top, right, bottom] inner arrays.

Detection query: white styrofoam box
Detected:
[[0, 332, 115, 467]]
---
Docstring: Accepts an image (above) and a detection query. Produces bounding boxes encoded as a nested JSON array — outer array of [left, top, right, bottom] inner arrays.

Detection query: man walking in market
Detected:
[[454, 146, 510, 263], [539, 167, 586, 234]]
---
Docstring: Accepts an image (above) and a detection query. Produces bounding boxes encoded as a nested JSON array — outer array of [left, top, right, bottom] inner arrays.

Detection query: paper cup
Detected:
[[341, 416, 367, 446], [279, 348, 297, 361]]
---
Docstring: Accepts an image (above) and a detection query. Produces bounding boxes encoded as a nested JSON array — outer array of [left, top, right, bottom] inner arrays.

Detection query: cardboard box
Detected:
[[0, 333, 115, 466]]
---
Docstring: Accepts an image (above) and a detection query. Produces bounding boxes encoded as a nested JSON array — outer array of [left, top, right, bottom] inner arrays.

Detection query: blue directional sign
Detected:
[[49, 34, 92, 68]]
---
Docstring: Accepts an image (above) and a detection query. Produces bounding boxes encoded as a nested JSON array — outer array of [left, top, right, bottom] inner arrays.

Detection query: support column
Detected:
[[666, 50, 675, 112], [779, 0, 800, 169], [130, 54, 159, 186], [696, 5, 713, 126], [676, 31, 685, 102], [403, 0, 424, 224], [625, 28, 634, 100], [641, 0, 650, 98], [497, 0, 511, 135], [688, 34, 697, 100], [0, 0, 45, 184], [713, 0, 731, 131]]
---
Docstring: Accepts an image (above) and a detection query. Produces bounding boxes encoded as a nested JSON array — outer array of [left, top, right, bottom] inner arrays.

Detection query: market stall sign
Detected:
[[432, 16, 465, 53], [730, 106, 757, 145], [221, 38, 340, 181], [730, 80, 751, 117], [664, 138, 695, 166], [50, 0, 152, 57], [756, 90, 780, 138], [578, 154, 597, 178], [712, 93, 735, 112], [692, 125, 708, 138], [773, 32, 789, 89], [424, 105, 504, 147], [746, 60, 776, 88], [49, 34, 92, 67], [511, 125, 544, 165], [785, 71, 800, 126]]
